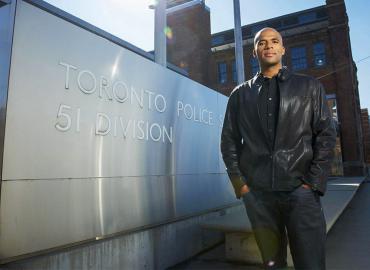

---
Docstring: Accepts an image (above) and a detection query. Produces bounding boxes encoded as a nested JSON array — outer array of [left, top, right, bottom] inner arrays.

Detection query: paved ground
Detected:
[[169, 180, 370, 270], [326, 179, 370, 270]]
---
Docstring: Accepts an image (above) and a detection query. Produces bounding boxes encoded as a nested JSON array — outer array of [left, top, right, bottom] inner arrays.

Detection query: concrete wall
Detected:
[[2, 204, 244, 270]]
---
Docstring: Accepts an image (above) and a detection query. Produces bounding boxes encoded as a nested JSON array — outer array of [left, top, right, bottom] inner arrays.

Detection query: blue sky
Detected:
[[44, 0, 370, 111]]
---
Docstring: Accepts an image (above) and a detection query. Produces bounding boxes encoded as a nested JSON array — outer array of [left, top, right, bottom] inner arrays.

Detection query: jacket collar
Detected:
[[252, 66, 291, 85], [277, 66, 292, 82]]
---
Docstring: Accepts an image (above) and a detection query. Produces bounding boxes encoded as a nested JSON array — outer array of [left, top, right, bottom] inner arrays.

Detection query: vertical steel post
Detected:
[[233, 0, 245, 84], [154, 0, 167, 67]]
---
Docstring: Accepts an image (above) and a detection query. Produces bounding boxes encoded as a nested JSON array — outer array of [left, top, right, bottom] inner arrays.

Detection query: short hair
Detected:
[[253, 27, 283, 46]]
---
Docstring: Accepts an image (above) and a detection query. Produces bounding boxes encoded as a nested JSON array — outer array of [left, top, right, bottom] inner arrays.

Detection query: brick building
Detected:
[[361, 109, 370, 166], [166, 0, 365, 176]]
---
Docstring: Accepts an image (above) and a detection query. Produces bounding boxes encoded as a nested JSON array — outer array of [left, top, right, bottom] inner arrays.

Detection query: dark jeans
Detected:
[[243, 186, 326, 270]]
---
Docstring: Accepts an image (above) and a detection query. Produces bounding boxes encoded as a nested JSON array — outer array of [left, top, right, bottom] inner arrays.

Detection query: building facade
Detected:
[[361, 109, 370, 167], [167, 0, 365, 176]]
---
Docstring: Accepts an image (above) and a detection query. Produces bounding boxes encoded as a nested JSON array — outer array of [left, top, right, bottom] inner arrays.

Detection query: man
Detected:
[[221, 28, 336, 270]]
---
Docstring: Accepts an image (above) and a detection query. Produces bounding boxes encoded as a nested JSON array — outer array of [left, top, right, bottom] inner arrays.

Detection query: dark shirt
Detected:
[[258, 75, 280, 147]]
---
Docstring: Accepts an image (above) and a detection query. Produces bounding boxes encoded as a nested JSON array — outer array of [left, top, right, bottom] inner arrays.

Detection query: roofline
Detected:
[[212, 4, 327, 37], [166, 0, 210, 14]]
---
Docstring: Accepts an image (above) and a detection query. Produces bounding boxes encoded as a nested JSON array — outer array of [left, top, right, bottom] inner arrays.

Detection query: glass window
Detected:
[[314, 42, 326, 67], [298, 12, 317, 24], [291, 46, 307, 71], [212, 35, 225, 46], [232, 60, 237, 83], [250, 57, 259, 76], [217, 62, 227, 84], [326, 95, 343, 175]]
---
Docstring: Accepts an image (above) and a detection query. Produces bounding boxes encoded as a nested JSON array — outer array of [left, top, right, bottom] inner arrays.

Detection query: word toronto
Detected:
[[56, 61, 216, 144]]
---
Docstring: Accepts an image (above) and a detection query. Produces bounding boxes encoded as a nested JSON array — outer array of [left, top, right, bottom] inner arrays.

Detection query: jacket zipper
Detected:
[[272, 82, 285, 190], [272, 153, 275, 189]]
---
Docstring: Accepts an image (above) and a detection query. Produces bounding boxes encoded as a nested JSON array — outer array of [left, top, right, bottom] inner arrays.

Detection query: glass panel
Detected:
[[291, 46, 307, 70], [298, 12, 317, 24], [232, 59, 237, 83], [314, 42, 326, 66], [212, 35, 225, 46], [250, 57, 259, 76], [327, 96, 344, 176], [217, 62, 227, 84]]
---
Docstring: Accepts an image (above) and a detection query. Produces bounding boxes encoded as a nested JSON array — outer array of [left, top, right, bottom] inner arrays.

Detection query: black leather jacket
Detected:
[[221, 67, 336, 196]]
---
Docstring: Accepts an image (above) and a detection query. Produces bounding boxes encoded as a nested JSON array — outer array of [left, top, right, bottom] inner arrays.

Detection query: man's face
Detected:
[[253, 28, 285, 69]]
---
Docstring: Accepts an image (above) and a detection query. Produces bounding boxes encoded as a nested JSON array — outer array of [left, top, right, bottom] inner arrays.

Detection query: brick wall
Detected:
[[166, 0, 365, 176], [326, 0, 364, 175], [361, 109, 370, 164], [167, 1, 212, 87]]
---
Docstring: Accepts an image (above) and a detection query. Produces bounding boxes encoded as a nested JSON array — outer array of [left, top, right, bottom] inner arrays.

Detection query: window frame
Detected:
[[217, 61, 227, 84], [313, 42, 326, 67], [291, 46, 308, 71]]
